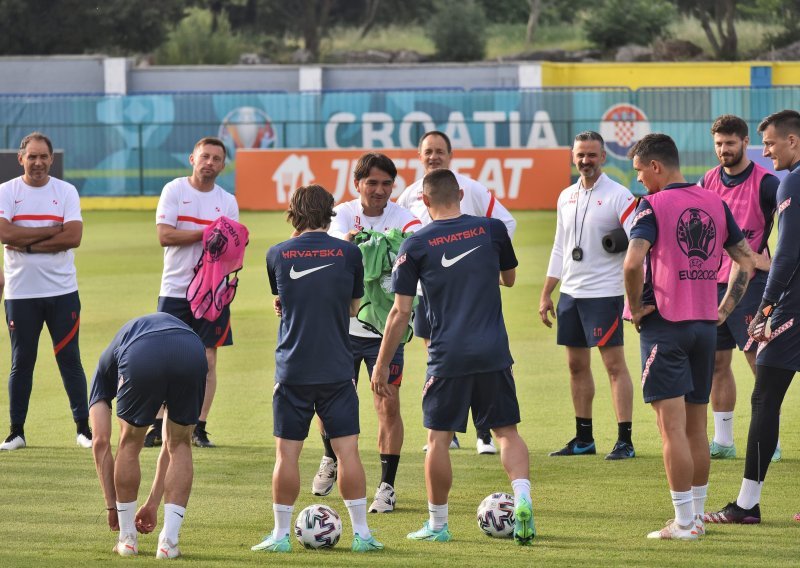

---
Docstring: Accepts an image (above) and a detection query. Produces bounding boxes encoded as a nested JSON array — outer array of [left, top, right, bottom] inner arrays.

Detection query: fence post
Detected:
[[138, 124, 144, 196]]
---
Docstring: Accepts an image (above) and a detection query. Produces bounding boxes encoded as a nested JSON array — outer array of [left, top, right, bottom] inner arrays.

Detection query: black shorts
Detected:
[[110, 330, 207, 427], [716, 271, 766, 352], [351, 336, 404, 386], [272, 380, 360, 441], [421, 367, 520, 433], [756, 310, 800, 371], [556, 293, 624, 348], [413, 295, 430, 339], [639, 311, 715, 404], [158, 296, 233, 348]]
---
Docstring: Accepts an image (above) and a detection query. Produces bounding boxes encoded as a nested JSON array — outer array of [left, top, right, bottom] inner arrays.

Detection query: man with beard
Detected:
[[699, 115, 779, 461]]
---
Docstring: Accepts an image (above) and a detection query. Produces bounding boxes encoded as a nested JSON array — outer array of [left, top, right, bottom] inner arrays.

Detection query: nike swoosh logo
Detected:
[[441, 245, 481, 268], [14, 200, 22, 204], [175, 512, 184, 518], [182, 201, 191, 204], [572, 443, 594, 455], [289, 263, 334, 279], [722, 418, 732, 422]]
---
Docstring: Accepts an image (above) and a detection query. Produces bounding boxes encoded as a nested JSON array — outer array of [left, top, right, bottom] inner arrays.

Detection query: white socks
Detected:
[[511, 478, 531, 505], [116, 501, 137, 537], [670, 490, 694, 527], [428, 502, 448, 530], [273, 504, 294, 539], [344, 498, 370, 538], [692, 484, 708, 520], [160, 503, 186, 545], [713, 411, 735, 446], [736, 479, 763, 510]]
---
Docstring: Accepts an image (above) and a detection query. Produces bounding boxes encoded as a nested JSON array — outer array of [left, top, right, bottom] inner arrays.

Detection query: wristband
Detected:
[[26, 245, 32, 253]]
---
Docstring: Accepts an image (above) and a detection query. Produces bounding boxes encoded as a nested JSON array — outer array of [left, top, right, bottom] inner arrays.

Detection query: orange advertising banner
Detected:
[[236, 148, 571, 211]]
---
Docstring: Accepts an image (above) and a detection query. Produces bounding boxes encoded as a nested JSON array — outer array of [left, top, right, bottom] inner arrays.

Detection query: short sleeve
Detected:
[[227, 193, 240, 221], [351, 246, 364, 299], [391, 238, 421, 297], [629, 198, 657, 244], [266, 247, 279, 295], [491, 219, 518, 271], [329, 204, 352, 240], [156, 182, 178, 227], [62, 183, 82, 223], [0, 182, 12, 222]]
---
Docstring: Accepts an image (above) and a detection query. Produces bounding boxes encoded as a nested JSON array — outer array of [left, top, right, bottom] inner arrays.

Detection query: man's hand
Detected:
[[629, 304, 656, 333], [135, 503, 158, 534], [539, 295, 555, 328], [343, 229, 360, 242], [107, 507, 120, 531], [749, 302, 775, 342], [273, 297, 282, 317], [370, 366, 391, 398]]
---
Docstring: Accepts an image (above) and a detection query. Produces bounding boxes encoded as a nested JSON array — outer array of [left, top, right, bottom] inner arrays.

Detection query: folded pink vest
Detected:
[[648, 185, 727, 322], [702, 162, 771, 282], [187, 216, 249, 322]]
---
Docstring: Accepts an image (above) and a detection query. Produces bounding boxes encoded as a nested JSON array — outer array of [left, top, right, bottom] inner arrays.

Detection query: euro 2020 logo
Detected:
[[218, 106, 277, 159], [677, 208, 718, 281], [206, 228, 229, 263]]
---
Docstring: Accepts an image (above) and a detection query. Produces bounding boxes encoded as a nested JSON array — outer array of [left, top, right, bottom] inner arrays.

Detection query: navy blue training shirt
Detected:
[[89, 313, 198, 404], [267, 231, 364, 385], [392, 214, 517, 377], [764, 162, 800, 309]]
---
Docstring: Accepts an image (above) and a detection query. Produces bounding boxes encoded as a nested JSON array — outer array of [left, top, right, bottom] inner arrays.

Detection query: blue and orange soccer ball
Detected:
[[294, 504, 343, 549]]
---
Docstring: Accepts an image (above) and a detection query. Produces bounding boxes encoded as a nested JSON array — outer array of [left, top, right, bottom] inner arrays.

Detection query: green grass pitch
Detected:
[[0, 210, 797, 566]]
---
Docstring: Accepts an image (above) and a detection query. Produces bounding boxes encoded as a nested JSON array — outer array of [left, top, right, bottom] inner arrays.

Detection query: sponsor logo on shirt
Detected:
[[427, 226, 486, 247], [441, 245, 482, 268], [281, 249, 343, 259], [289, 264, 334, 279]]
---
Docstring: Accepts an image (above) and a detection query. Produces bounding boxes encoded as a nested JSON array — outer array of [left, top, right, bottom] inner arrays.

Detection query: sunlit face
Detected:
[[632, 155, 660, 194], [713, 132, 747, 169], [189, 143, 226, 182], [761, 124, 797, 171], [572, 139, 605, 183], [419, 135, 452, 175], [19, 139, 53, 187], [355, 167, 394, 213]]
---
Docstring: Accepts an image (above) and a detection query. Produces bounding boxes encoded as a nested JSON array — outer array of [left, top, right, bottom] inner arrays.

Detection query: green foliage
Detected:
[[584, 0, 677, 50], [156, 7, 248, 65], [426, 0, 488, 61], [0, 0, 186, 55]]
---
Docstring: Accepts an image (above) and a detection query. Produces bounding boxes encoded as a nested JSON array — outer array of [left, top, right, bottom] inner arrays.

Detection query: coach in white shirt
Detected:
[[396, 130, 516, 456], [540, 131, 637, 461]]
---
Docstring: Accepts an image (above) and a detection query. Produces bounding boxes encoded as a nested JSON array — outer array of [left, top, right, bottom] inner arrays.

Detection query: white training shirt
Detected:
[[396, 171, 517, 237], [329, 199, 421, 338], [0, 176, 82, 299], [156, 177, 239, 298], [546, 173, 636, 298]]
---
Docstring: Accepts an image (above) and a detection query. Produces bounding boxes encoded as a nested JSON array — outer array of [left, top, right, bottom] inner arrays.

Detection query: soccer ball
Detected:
[[294, 504, 343, 549], [477, 492, 515, 538]]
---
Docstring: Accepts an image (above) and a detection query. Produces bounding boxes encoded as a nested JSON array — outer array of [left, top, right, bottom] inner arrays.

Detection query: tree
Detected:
[[676, 0, 739, 60], [526, 0, 543, 46], [584, 0, 676, 51]]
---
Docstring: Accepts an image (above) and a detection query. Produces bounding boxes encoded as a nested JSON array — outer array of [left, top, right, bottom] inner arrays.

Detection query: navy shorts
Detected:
[[716, 271, 767, 352], [756, 310, 800, 371], [413, 295, 430, 339], [421, 367, 521, 433], [556, 293, 624, 348], [158, 296, 233, 348], [105, 330, 207, 427], [351, 335, 404, 386], [639, 311, 716, 404], [273, 380, 360, 441]]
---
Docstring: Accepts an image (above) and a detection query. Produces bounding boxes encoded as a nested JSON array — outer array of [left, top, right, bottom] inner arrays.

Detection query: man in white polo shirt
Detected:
[[0, 132, 92, 451], [396, 130, 516, 455], [539, 131, 637, 460], [148, 137, 239, 449]]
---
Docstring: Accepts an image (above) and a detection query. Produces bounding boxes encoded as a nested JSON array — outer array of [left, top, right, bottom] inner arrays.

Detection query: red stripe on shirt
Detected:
[[12, 214, 64, 222], [619, 201, 636, 225], [402, 219, 422, 232], [53, 318, 80, 355], [177, 215, 213, 226], [485, 193, 496, 217], [215, 320, 231, 347], [597, 317, 620, 347]]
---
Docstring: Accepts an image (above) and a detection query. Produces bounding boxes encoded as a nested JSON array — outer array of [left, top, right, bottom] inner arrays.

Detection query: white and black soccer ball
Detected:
[[294, 504, 343, 549], [477, 492, 515, 538]]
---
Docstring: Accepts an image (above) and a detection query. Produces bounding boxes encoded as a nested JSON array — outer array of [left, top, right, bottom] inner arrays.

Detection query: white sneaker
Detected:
[[113, 534, 139, 556], [422, 435, 460, 452], [76, 433, 93, 448], [311, 456, 337, 496], [694, 515, 706, 536], [156, 538, 181, 559], [369, 482, 396, 513], [477, 436, 497, 455], [0, 433, 26, 451], [646, 519, 698, 540]]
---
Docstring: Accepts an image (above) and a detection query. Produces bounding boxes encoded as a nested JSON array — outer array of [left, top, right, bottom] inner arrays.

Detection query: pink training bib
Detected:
[[187, 216, 249, 322]]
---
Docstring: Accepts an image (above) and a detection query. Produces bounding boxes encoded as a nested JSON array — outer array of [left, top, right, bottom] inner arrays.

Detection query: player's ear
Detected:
[[422, 193, 431, 207], [459, 188, 464, 202]]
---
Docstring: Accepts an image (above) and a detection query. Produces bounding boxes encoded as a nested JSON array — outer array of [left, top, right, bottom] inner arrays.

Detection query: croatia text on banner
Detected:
[[236, 148, 571, 211]]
